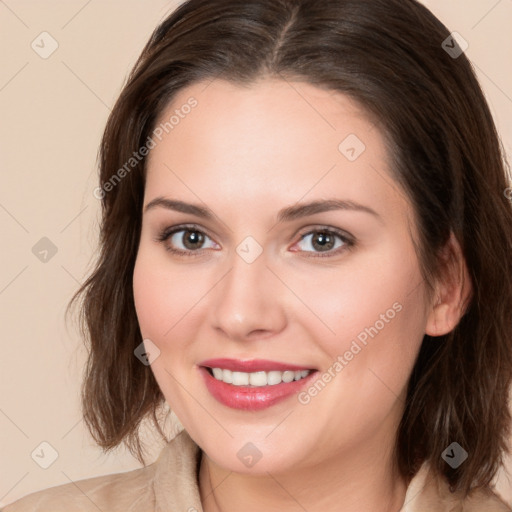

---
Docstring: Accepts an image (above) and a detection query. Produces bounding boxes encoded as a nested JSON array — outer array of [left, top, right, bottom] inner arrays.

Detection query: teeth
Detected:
[[232, 371, 249, 385], [212, 368, 223, 380], [209, 368, 312, 386], [282, 370, 295, 383], [267, 371, 282, 385], [249, 371, 267, 386]]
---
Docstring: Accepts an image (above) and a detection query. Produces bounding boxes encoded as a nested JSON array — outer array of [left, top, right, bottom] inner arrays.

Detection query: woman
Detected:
[[4, 0, 511, 510]]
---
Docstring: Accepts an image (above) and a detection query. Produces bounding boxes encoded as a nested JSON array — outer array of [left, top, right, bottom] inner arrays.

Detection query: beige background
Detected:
[[1, 0, 511, 507]]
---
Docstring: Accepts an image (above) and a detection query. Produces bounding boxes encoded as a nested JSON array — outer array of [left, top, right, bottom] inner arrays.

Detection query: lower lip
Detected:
[[199, 367, 317, 411]]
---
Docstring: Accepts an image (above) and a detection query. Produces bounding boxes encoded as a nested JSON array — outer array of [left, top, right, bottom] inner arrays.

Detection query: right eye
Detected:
[[156, 224, 220, 256]]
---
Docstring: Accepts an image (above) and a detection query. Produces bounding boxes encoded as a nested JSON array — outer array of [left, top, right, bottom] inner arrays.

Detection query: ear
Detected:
[[425, 231, 473, 337]]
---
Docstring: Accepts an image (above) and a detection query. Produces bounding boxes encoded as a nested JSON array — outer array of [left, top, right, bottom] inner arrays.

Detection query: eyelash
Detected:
[[154, 223, 356, 259]]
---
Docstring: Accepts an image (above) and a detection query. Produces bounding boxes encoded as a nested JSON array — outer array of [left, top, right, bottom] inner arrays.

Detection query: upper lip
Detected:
[[199, 358, 316, 372]]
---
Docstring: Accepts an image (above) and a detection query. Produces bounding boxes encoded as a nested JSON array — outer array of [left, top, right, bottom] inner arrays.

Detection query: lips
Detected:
[[199, 358, 314, 372], [198, 358, 317, 411]]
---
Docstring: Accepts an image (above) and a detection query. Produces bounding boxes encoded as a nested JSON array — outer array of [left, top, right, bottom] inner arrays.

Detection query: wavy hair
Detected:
[[67, 0, 512, 495]]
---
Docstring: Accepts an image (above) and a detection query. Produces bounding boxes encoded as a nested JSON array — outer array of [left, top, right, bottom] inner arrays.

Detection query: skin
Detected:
[[132, 78, 471, 512]]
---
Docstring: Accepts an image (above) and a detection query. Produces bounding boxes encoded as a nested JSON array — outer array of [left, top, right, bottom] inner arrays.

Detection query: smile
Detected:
[[198, 358, 318, 411]]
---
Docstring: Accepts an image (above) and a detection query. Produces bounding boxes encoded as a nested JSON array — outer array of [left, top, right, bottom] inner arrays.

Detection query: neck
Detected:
[[198, 430, 408, 512]]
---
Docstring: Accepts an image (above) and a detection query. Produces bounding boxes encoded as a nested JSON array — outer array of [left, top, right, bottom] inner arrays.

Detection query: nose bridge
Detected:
[[211, 241, 285, 339], [220, 244, 270, 315]]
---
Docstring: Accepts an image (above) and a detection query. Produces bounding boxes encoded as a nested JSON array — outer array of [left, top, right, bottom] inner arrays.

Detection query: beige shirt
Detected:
[[3, 429, 511, 511]]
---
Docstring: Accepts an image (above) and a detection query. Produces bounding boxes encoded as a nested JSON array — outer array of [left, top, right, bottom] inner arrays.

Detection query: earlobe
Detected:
[[425, 302, 457, 337], [425, 232, 473, 337]]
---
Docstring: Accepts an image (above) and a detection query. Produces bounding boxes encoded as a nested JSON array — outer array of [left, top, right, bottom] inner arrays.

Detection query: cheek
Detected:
[[292, 257, 426, 444], [294, 246, 424, 347], [133, 255, 170, 341], [293, 247, 428, 417], [133, 249, 207, 344], [132, 252, 203, 414]]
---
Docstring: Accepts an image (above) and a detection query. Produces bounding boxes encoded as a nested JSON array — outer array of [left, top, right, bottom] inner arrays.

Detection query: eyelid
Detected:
[[156, 223, 214, 242], [295, 224, 354, 243]]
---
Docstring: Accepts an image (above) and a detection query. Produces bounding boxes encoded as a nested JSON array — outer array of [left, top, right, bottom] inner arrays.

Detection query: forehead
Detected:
[[144, 78, 412, 227], [151, 78, 377, 158]]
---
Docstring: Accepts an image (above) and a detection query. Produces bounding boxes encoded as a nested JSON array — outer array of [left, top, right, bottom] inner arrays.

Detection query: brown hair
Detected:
[[67, 0, 512, 496]]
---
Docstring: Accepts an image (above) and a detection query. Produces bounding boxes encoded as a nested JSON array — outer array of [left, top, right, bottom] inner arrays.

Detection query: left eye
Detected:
[[294, 229, 352, 255]]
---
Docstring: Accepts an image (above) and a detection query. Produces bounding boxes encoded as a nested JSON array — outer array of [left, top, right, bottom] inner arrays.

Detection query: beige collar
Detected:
[[152, 429, 510, 512]]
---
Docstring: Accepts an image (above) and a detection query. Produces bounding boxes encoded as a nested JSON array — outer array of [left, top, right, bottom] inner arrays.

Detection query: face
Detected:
[[133, 78, 432, 475]]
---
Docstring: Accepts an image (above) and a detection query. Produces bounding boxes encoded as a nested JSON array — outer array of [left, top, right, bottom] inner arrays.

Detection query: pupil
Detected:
[[184, 230, 204, 249], [313, 232, 334, 251]]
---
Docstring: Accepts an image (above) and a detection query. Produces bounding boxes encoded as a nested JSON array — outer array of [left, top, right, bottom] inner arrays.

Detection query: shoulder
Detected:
[[462, 486, 512, 512], [1, 456, 158, 512], [1, 429, 200, 512], [403, 462, 511, 512]]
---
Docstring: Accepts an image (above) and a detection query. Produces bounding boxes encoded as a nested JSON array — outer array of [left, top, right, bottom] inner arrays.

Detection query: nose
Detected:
[[210, 247, 288, 342]]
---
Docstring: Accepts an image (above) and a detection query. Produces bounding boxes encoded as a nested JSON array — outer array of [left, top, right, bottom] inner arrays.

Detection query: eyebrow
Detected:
[[143, 197, 381, 223]]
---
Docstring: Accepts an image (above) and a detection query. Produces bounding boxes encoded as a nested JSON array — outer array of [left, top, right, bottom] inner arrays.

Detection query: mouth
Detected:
[[198, 358, 318, 411], [204, 367, 313, 386]]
